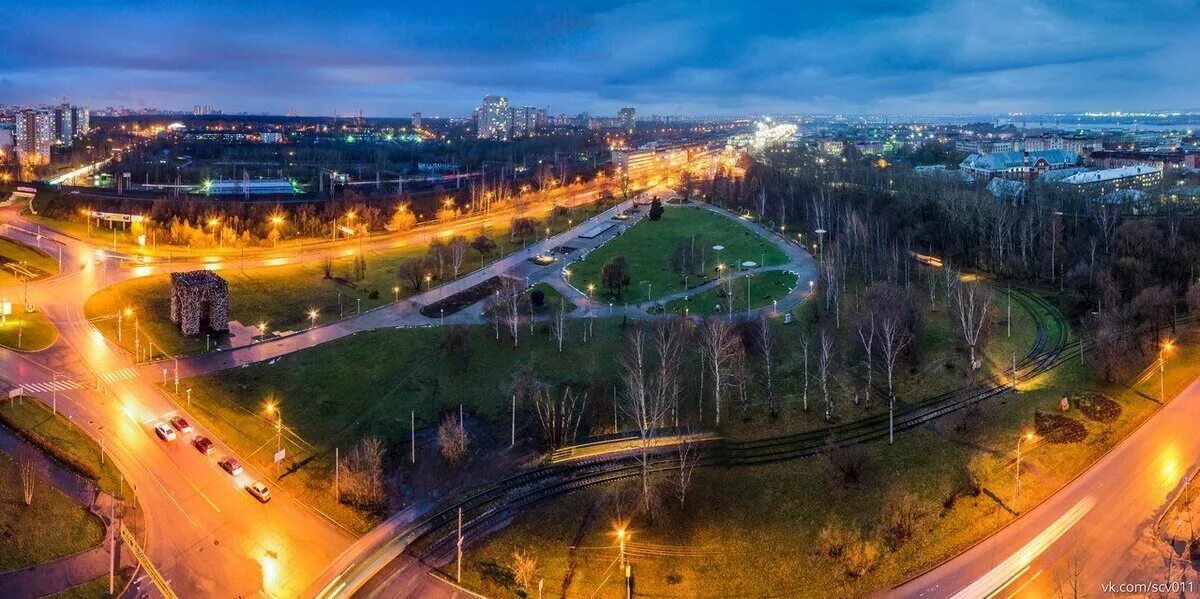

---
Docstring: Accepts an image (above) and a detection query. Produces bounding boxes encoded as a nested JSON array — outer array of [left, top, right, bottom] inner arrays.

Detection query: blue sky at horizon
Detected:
[[3, 0, 1198, 117]]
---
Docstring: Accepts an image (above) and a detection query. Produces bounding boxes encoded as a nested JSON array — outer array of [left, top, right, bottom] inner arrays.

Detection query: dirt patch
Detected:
[[1075, 392, 1121, 423], [1034, 411, 1088, 444]]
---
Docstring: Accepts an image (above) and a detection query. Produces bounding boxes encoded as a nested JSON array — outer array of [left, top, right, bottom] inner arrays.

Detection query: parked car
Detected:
[[192, 436, 214, 456], [154, 422, 176, 442], [169, 416, 193, 434], [246, 481, 271, 503], [218, 457, 243, 476]]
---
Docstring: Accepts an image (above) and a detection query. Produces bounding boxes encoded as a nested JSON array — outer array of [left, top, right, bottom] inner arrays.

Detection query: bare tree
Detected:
[[878, 315, 912, 399], [447, 235, 470, 279], [549, 298, 568, 352], [342, 437, 386, 508], [699, 318, 740, 426], [675, 427, 701, 508], [798, 332, 811, 411], [19, 457, 35, 506], [437, 415, 470, 465], [755, 315, 779, 414], [941, 265, 958, 313], [620, 326, 675, 514], [950, 280, 993, 370], [533, 385, 586, 449], [493, 277, 529, 348], [819, 330, 836, 421], [855, 311, 876, 405], [511, 549, 539, 592]]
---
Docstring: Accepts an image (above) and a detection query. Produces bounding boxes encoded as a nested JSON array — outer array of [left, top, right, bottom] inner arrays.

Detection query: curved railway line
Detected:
[[353, 287, 1093, 596]]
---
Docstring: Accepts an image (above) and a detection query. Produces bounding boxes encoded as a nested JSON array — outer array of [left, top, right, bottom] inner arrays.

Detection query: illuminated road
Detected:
[[0, 153, 738, 598], [892, 374, 1200, 598]]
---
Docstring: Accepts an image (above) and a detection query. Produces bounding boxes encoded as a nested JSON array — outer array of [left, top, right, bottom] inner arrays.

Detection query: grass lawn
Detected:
[[662, 270, 798, 316], [0, 306, 58, 352], [0, 398, 127, 497], [458, 343, 1172, 599], [0, 237, 60, 285], [717, 282, 1044, 441], [528, 283, 578, 314], [84, 209, 593, 357], [0, 450, 106, 573], [45, 569, 133, 599], [178, 320, 631, 533], [569, 207, 788, 304]]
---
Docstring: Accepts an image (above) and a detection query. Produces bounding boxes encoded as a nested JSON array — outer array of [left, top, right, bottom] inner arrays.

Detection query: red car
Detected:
[[218, 457, 243, 477], [192, 436, 214, 456], [169, 416, 193, 434]]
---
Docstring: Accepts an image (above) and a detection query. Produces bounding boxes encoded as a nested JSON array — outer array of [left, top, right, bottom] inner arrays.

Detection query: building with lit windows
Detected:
[[960, 149, 1077, 181], [618, 107, 636, 132], [1056, 164, 1162, 195], [477, 96, 511, 139], [510, 106, 536, 137], [14, 108, 53, 164], [411, 112, 422, 129]]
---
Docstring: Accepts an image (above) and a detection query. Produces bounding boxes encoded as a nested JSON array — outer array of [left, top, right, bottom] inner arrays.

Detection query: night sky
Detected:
[[3, 0, 1198, 117]]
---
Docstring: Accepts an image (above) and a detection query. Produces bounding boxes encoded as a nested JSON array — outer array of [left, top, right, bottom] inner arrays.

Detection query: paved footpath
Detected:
[[0, 425, 132, 598], [169, 194, 819, 381]]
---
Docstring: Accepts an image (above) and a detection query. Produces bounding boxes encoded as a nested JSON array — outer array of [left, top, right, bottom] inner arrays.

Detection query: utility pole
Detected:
[[109, 502, 117, 595], [456, 507, 463, 583], [410, 411, 415, 464], [511, 394, 516, 447], [335, 447, 340, 500]]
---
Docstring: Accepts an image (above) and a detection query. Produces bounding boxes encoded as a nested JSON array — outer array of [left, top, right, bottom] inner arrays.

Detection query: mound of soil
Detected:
[[1075, 392, 1122, 423], [1035, 411, 1088, 444]]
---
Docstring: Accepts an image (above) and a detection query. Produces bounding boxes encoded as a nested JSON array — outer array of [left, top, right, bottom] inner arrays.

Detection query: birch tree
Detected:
[[855, 311, 876, 405], [951, 280, 993, 370], [700, 318, 739, 426], [819, 330, 836, 421]]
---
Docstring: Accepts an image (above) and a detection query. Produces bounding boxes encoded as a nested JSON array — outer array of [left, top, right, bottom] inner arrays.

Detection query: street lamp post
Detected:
[[308, 309, 319, 330], [1160, 340, 1175, 402], [266, 402, 283, 478], [1015, 431, 1034, 515]]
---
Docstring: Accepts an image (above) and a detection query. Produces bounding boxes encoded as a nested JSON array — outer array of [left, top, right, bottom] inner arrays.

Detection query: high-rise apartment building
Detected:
[[14, 108, 53, 164], [618, 107, 636, 132], [510, 106, 536, 137], [411, 112, 422, 129], [50, 103, 89, 144], [477, 96, 510, 139], [71, 106, 90, 139]]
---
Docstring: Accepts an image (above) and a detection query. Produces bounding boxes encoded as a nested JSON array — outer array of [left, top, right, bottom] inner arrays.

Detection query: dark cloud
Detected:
[[1, 0, 1196, 115]]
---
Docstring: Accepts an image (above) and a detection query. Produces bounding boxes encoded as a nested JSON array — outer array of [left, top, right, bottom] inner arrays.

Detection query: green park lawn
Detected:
[[528, 283, 578, 314], [45, 570, 133, 599], [0, 450, 106, 573], [178, 321, 630, 533], [84, 209, 593, 357], [0, 237, 60, 285], [457, 343, 1170, 599], [0, 306, 58, 352], [569, 207, 789, 303], [662, 270, 798, 316], [0, 398, 127, 497]]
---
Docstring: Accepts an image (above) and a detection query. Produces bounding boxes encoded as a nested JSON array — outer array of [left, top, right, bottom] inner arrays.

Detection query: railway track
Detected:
[[352, 288, 1085, 595]]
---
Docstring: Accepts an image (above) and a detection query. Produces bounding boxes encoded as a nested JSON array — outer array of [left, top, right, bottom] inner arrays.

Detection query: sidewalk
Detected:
[[0, 425, 132, 598]]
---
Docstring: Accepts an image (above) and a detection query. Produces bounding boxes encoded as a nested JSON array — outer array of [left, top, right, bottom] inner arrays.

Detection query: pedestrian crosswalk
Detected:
[[99, 367, 139, 384], [19, 379, 82, 394]]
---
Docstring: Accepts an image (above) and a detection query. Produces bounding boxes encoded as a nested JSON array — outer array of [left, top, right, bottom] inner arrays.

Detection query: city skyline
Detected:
[[5, 1, 1200, 117]]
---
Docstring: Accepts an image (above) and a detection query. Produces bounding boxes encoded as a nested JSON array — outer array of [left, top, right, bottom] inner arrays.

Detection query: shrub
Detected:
[[1034, 411, 1087, 444], [842, 536, 881, 577], [817, 516, 850, 557], [437, 415, 470, 465], [511, 548, 538, 592], [881, 491, 927, 548], [1075, 392, 1121, 423], [530, 289, 545, 307]]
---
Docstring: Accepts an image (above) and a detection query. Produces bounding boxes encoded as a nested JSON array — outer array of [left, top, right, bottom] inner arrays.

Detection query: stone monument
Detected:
[[169, 270, 229, 337]]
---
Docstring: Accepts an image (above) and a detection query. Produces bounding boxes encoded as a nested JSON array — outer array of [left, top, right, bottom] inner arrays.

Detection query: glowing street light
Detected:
[[393, 286, 400, 302], [1160, 339, 1175, 403], [308, 309, 319, 329], [265, 401, 283, 477], [258, 321, 267, 342], [1014, 431, 1035, 515]]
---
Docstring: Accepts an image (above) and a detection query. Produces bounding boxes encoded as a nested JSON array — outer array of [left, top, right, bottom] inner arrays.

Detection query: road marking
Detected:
[[99, 367, 139, 384], [20, 379, 83, 393]]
